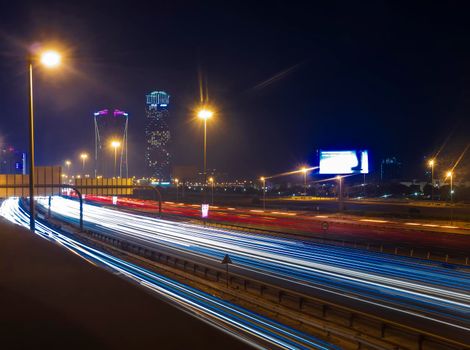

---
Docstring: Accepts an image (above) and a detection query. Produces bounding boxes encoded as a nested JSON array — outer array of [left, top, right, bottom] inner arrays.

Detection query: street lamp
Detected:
[[301, 167, 307, 196], [40, 51, 61, 67], [65, 160, 71, 174], [446, 171, 453, 202], [260, 176, 266, 210], [209, 177, 215, 205], [336, 175, 343, 211], [80, 153, 88, 174], [428, 159, 435, 200], [27, 48, 62, 231], [175, 178, 179, 201], [198, 108, 213, 204], [110, 140, 121, 177]]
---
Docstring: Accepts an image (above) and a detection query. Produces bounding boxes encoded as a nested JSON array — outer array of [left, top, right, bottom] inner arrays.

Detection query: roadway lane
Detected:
[[82, 195, 470, 251], [0, 198, 337, 350], [38, 196, 470, 346]]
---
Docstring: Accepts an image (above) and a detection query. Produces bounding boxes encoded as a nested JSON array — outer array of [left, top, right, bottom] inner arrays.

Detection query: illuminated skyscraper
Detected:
[[94, 109, 129, 178], [145, 91, 171, 181]]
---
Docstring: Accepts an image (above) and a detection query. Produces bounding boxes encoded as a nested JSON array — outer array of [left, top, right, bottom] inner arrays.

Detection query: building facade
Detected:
[[145, 91, 171, 181], [94, 109, 129, 178], [380, 157, 402, 181]]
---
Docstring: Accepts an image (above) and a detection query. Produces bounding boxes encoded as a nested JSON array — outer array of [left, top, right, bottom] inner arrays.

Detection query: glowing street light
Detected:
[[65, 160, 71, 173], [27, 48, 62, 231], [446, 171, 453, 202], [110, 140, 121, 177], [209, 177, 215, 205], [300, 167, 308, 196], [80, 153, 88, 173], [40, 50, 61, 67], [175, 178, 179, 201], [260, 176, 266, 210], [197, 108, 213, 205], [428, 159, 435, 200], [198, 109, 213, 120]]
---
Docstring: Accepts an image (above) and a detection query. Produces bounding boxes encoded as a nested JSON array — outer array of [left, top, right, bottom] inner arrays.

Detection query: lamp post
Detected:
[[198, 108, 213, 204], [363, 173, 366, 198], [110, 140, 121, 177], [80, 153, 88, 174], [301, 167, 307, 196], [175, 178, 179, 201], [446, 171, 453, 202], [209, 177, 214, 204], [27, 49, 61, 231], [65, 160, 71, 175], [260, 176, 266, 210], [428, 159, 435, 200], [446, 170, 454, 224], [337, 175, 343, 211]]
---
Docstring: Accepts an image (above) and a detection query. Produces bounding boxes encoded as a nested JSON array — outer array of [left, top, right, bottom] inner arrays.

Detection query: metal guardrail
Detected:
[[85, 229, 467, 350], [4, 184, 163, 231], [95, 200, 470, 266], [194, 219, 470, 266]]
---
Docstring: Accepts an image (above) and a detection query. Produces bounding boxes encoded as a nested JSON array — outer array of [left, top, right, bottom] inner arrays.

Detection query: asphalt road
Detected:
[[83, 195, 470, 252], [36, 196, 470, 348], [0, 213, 247, 350], [271, 197, 470, 221], [150, 190, 470, 221], [1, 198, 337, 350]]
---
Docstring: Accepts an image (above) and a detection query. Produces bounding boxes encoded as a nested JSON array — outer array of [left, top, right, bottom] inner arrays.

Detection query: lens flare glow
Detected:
[[40, 50, 61, 67]]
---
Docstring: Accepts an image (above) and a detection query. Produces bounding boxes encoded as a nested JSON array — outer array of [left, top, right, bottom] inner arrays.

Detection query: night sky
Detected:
[[0, 1, 469, 179]]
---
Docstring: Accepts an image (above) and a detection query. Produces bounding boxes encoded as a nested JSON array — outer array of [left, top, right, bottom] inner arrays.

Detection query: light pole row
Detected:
[[428, 159, 455, 202], [65, 153, 88, 177]]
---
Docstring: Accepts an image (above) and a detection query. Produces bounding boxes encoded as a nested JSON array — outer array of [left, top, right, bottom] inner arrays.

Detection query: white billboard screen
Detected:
[[319, 150, 369, 174]]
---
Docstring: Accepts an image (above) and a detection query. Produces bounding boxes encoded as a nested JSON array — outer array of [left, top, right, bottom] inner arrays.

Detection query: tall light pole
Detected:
[[337, 175, 343, 211], [446, 171, 453, 202], [198, 108, 213, 204], [80, 153, 88, 174], [363, 173, 366, 198], [111, 140, 121, 177], [260, 176, 266, 210], [428, 159, 435, 200], [301, 167, 307, 196], [27, 49, 61, 231], [175, 178, 179, 201], [209, 177, 214, 205], [65, 160, 71, 175]]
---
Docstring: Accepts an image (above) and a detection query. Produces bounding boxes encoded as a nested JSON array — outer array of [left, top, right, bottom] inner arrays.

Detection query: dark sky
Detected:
[[0, 1, 469, 179]]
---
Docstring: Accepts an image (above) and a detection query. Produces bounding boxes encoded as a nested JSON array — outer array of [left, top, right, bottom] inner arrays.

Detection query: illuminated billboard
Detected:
[[319, 150, 369, 174]]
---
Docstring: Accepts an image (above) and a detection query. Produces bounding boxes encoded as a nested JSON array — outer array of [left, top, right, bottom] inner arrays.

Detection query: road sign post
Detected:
[[221, 254, 233, 288]]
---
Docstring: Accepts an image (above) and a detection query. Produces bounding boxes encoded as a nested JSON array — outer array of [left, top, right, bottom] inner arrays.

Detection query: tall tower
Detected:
[[94, 109, 129, 178], [145, 91, 171, 181]]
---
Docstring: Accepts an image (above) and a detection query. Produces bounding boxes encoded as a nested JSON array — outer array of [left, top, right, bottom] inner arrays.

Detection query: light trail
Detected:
[[0, 198, 337, 350], [83, 195, 468, 230], [35, 197, 470, 336]]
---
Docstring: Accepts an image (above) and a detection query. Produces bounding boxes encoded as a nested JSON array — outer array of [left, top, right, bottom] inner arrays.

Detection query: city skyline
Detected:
[[0, 2, 469, 179], [0, 3, 469, 350]]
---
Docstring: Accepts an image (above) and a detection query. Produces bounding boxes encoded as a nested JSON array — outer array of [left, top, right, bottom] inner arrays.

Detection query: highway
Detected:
[[0, 197, 337, 350], [81, 195, 470, 251], [36, 196, 470, 345]]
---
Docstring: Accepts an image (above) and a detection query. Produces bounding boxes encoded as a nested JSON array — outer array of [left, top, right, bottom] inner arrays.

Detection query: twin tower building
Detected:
[[93, 91, 171, 181]]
